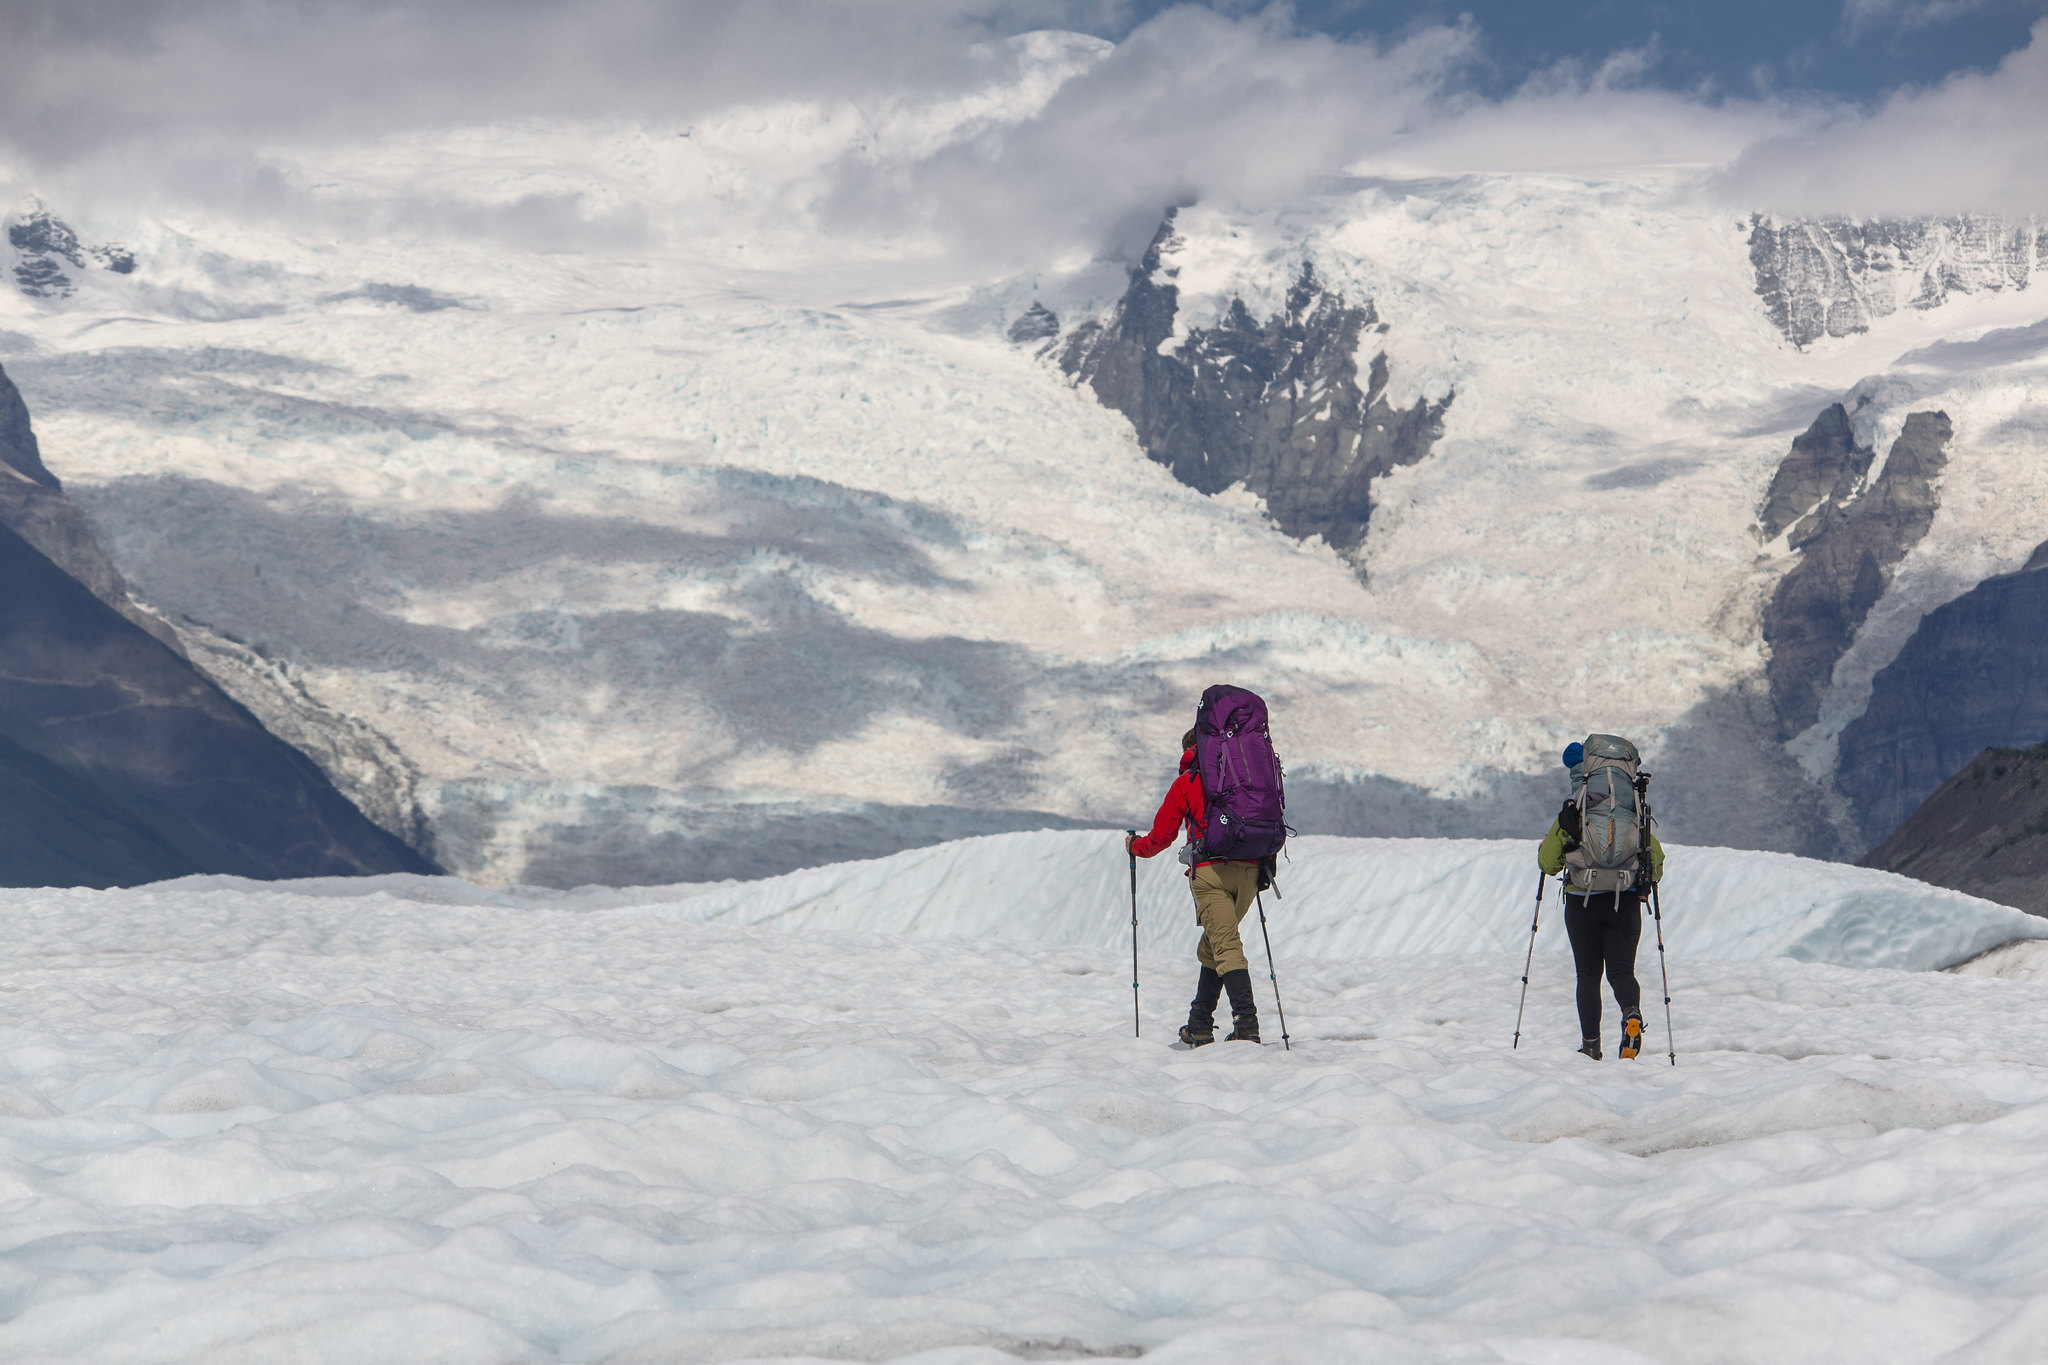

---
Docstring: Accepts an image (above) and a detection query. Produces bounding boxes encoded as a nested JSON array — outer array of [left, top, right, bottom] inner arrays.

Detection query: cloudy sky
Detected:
[[2, 0, 2044, 266]]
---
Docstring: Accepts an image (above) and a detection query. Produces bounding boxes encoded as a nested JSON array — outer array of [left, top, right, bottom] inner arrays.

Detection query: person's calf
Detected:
[[1180, 967, 1223, 1046], [1221, 968, 1259, 1043]]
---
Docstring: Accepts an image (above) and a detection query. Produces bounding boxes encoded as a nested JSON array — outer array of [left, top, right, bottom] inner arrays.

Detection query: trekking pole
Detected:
[[1651, 880, 1675, 1065], [1636, 770, 1674, 1066], [1512, 869, 1546, 1049], [1126, 831, 1140, 1038], [1253, 892, 1290, 1050]]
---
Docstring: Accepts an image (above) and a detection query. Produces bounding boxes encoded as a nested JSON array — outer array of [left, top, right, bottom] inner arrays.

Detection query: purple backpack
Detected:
[[1193, 684, 1287, 862]]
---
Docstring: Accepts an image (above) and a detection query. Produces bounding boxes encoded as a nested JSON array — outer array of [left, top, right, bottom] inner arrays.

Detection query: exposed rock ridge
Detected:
[[1861, 742, 2048, 915], [175, 619, 439, 861], [1762, 408, 1952, 739], [0, 521, 437, 883], [1838, 543, 2048, 849], [1757, 402, 1873, 542], [1750, 214, 2039, 348], [1056, 216, 1451, 562], [0, 361, 185, 656], [7, 206, 135, 300]]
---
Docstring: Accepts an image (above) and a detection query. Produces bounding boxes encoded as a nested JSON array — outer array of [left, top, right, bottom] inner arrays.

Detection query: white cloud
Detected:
[[1719, 18, 2048, 216], [1, 0, 2041, 277]]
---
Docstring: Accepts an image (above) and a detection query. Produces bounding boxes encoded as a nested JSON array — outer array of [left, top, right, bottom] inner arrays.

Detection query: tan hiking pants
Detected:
[[1190, 860, 1261, 975]]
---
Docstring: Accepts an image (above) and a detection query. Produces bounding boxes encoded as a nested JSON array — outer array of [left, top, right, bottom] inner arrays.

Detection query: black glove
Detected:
[[1556, 800, 1581, 849]]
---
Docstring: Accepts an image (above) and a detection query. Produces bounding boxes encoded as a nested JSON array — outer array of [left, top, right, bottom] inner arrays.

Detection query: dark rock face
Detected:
[[1862, 743, 2048, 915], [0, 520, 437, 884], [1838, 547, 2048, 850], [1762, 409, 1952, 739], [1750, 215, 2038, 348], [1058, 218, 1450, 560], [1757, 403, 1872, 542], [7, 207, 136, 300], [1006, 303, 1059, 345], [0, 707, 228, 889], [0, 359, 58, 487], [0, 362, 183, 654]]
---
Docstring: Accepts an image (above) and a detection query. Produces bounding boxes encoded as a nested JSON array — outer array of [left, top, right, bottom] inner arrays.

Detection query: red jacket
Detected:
[[1131, 748, 1245, 868]]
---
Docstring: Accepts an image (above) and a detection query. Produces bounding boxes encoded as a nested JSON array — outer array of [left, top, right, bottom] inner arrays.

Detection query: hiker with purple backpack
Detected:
[[1128, 685, 1289, 1047]]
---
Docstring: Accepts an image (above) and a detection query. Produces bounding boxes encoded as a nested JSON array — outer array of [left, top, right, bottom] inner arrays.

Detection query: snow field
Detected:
[[660, 831, 2048, 973], [2, 837, 2047, 1362]]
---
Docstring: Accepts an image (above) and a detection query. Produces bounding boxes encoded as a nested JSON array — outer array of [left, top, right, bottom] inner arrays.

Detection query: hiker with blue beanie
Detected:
[[1538, 735, 1665, 1059]]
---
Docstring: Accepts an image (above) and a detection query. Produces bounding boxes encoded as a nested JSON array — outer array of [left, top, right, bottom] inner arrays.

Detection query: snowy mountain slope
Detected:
[[1, 837, 2047, 1362], [3, 59, 2047, 882], [644, 829, 2047, 973]]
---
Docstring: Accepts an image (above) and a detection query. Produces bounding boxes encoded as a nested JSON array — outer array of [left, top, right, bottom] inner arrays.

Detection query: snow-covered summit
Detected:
[[1, 95, 2045, 885]]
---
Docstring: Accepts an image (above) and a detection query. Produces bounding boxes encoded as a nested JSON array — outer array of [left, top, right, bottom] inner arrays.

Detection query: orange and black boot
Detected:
[[1619, 1010, 1645, 1060]]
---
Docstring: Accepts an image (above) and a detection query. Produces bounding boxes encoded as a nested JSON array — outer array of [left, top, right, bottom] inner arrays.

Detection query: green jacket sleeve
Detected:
[[1648, 832, 1665, 884], [1537, 820, 1568, 876]]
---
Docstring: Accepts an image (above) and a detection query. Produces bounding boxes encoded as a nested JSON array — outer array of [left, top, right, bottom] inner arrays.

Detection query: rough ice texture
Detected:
[[1750, 214, 2040, 347], [1864, 741, 2048, 914], [1058, 218, 1449, 560], [0, 835, 2045, 1361], [1763, 409, 1952, 739], [1839, 550, 2048, 849]]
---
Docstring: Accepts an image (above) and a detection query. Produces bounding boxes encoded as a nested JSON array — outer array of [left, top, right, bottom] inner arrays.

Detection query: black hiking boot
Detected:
[[1618, 1010, 1644, 1060], [1221, 968, 1259, 1043], [1179, 968, 1222, 1047], [1578, 1038, 1603, 1060]]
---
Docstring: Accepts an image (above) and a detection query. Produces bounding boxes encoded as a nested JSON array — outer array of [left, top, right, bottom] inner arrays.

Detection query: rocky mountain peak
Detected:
[[1005, 302, 1060, 345], [1055, 214, 1450, 565], [7, 204, 137, 301]]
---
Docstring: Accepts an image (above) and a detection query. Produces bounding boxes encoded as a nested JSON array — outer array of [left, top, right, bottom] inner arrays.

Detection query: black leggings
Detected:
[[1563, 891, 1642, 1042]]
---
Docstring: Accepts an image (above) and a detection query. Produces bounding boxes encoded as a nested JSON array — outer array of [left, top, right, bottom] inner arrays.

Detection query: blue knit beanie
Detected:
[[1562, 741, 1584, 768]]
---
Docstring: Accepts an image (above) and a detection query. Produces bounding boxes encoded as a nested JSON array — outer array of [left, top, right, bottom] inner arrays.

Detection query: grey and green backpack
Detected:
[[1561, 733, 1649, 894]]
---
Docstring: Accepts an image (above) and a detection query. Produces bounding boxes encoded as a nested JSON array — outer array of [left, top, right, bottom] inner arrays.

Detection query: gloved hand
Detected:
[[1557, 800, 1582, 850]]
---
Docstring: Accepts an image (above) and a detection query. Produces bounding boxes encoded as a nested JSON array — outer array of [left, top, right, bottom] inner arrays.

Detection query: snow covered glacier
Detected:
[[2, 835, 2048, 1363], [3, 44, 2047, 884]]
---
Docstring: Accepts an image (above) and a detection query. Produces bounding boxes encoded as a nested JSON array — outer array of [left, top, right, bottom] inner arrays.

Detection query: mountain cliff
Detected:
[[1837, 544, 2048, 849], [1750, 214, 2040, 348], [0, 362, 436, 886], [1056, 218, 1450, 563], [1761, 408, 1953, 741], [1862, 742, 2048, 915]]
